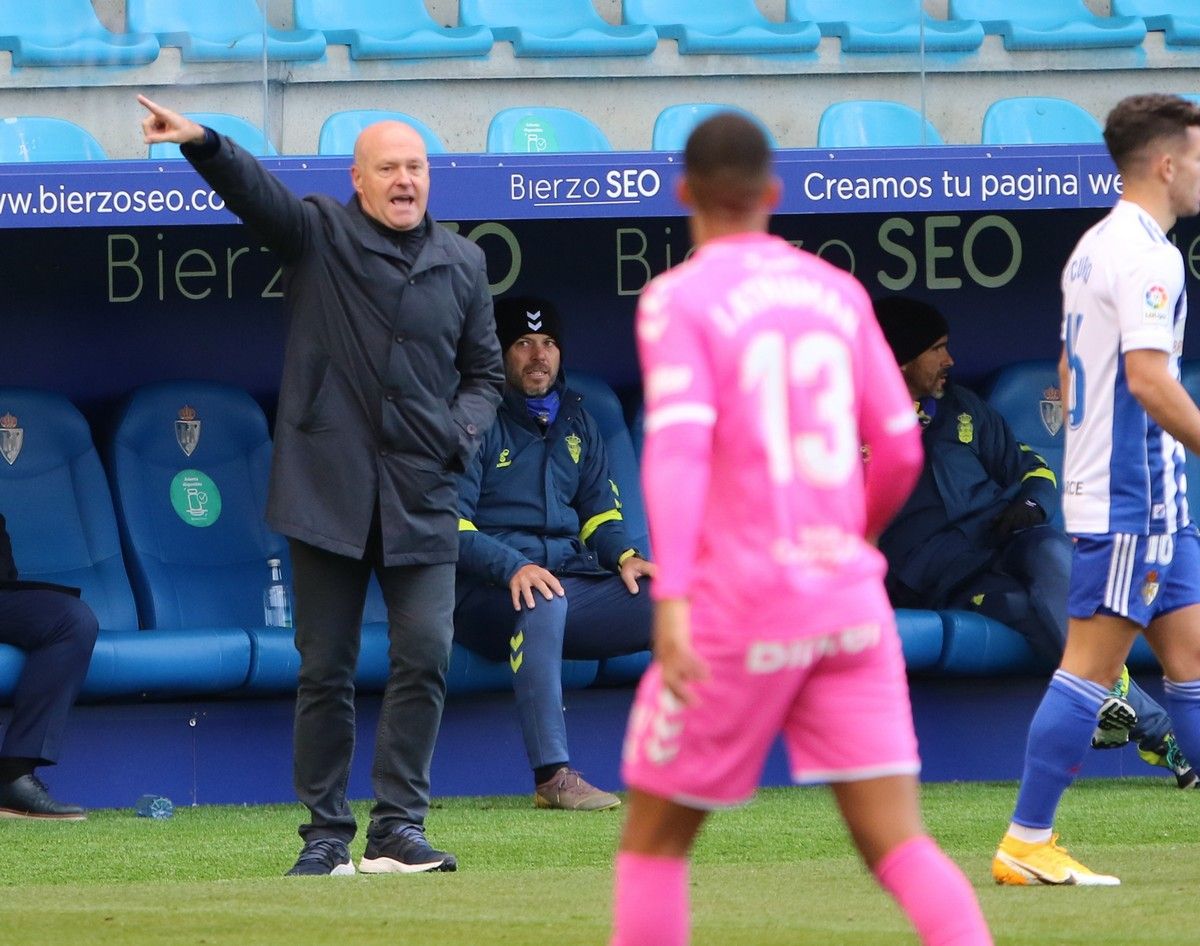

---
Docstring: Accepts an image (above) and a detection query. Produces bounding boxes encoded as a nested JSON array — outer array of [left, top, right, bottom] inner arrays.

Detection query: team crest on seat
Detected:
[[1040, 386, 1063, 437], [0, 413, 22, 465], [175, 405, 201, 457]]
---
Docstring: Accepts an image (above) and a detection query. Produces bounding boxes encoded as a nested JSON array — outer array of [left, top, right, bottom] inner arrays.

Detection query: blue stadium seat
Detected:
[[318, 109, 447, 155], [623, 0, 820, 55], [568, 371, 650, 555], [1112, 1, 1200, 46], [126, 0, 326, 62], [0, 0, 159, 67], [0, 116, 105, 163], [105, 381, 287, 633], [487, 106, 611, 153], [948, 0, 1146, 50], [0, 388, 250, 701], [982, 96, 1103, 145], [984, 359, 1065, 529], [294, 0, 493, 60], [816, 101, 943, 147], [936, 610, 1048, 675], [652, 103, 777, 151], [459, 0, 657, 57], [895, 609, 946, 670], [149, 113, 277, 161], [786, 0, 984, 52]]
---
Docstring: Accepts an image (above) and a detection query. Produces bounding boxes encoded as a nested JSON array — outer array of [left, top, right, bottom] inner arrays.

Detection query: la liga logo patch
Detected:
[[1145, 284, 1169, 309], [1143, 284, 1170, 324]]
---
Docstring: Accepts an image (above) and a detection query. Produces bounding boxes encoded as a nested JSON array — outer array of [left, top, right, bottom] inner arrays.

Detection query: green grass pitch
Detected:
[[3, 779, 1199, 945]]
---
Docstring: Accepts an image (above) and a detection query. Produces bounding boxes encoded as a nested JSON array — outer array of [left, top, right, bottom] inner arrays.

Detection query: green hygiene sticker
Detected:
[[170, 469, 222, 528]]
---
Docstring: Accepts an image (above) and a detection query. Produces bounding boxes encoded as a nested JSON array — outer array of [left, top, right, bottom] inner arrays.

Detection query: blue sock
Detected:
[[1163, 678, 1200, 767], [1012, 670, 1107, 830]]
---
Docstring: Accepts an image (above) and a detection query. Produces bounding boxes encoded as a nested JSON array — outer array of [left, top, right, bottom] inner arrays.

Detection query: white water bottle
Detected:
[[263, 558, 293, 628]]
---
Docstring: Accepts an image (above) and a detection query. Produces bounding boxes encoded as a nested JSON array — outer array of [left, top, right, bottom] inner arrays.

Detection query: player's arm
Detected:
[[1125, 348, 1200, 455]]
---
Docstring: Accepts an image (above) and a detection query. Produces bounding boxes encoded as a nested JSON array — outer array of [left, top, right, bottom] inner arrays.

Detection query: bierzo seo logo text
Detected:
[[509, 167, 662, 206]]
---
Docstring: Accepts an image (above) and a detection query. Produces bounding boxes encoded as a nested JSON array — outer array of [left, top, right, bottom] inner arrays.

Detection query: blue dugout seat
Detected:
[[817, 100, 944, 148], [0, 388, 250, 702], [0, 116, 105, 163], [787, 0, 984, 53], [623, 0, 820, 55], [982, 96, 1103, 145], [318, 109, 447, 156], [149, 113, 276, 161], [0, 0, 159, 67], [984, 359, 1065, 529], [487, 106, 611, 153], [1112, 0, 1200, 46], [459, 0, 657, 57], [948, 0, 1146, 50], [294, 0, 492, 60], [652, 103, 777, 151], [126, 0, 326, 62]]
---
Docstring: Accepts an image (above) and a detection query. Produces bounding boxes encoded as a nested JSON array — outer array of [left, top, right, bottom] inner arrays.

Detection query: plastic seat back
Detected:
[[1112, 1, 1200, 44], [567, 371, 649, 555], [949, 0, 1145, 49], [0, 116, 105, 162], [982, 97, 1103, 144], [487, 107, 611, 153], [0, 0, 160, 66], [149, 113, 277, 160], [652, 103, 777, 151], [984, 360, 1065, 529], [787, 0, 984, 52], [817, 101, 943, 148], [294, 0, 493, 58], [461, 0, 657, 56], [0, 388, 137, 629], [127, 0, 325, 61], [624, 0, 821, 54], [106, 381, 287, 631], [319, 109, 447, 155]]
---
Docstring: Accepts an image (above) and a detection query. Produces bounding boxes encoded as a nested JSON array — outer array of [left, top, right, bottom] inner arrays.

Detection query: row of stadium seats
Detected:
[[2, 357, 1175, 708], [0, 373, 650, 705], [0, 0, 1195, 68], [9, 94, 1192, 164]]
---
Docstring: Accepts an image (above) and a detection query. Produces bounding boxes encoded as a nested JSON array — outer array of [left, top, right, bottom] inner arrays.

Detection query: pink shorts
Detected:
[[620, 616, 921, 809]]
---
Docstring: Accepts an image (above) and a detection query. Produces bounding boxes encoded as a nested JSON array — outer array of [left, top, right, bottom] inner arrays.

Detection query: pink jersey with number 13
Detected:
[[637, 231, 921, 640]]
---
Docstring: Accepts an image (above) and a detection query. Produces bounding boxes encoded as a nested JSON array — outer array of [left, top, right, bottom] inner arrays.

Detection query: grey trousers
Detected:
[[289, 536, 454, 844]]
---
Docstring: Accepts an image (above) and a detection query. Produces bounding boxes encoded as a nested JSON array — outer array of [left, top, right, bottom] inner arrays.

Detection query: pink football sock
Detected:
[[874, 835, 992, 946], [611, 851, 689, 946]]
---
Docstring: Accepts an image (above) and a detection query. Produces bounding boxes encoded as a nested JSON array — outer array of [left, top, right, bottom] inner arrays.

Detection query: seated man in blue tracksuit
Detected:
[[454, 296, 653, 811], [874, 296, 1196, 788]]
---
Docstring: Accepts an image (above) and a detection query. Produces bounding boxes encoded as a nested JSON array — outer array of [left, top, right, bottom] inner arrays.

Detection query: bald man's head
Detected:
[[350, 121, 430, 231]]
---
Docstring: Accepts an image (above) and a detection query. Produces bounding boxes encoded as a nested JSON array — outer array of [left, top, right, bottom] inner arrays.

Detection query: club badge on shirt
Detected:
[[565, 433, 582, 464], [957, 413, 974, 444]]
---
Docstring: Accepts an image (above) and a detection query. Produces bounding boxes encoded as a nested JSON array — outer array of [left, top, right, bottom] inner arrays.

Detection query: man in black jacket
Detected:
[[0, 513, 96, 819], [139, 97, 504, 876]]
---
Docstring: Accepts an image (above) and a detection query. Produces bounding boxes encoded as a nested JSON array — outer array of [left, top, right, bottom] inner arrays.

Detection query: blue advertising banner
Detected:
[[0, 144, 1128, 229]]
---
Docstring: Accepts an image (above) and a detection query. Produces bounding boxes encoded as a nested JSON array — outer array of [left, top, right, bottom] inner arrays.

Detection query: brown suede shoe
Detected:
[[534, 766, 621, 811]]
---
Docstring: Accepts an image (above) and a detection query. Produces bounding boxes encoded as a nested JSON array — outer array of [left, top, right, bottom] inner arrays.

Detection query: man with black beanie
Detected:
[[453, 295, 654, 811], [874, 296, 1194, 786]]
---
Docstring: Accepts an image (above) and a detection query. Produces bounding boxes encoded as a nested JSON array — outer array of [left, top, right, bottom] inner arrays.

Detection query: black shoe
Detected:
[[0, 774, 86, 821], [285, 837, 355, 876], [360, 824, 457, 874]]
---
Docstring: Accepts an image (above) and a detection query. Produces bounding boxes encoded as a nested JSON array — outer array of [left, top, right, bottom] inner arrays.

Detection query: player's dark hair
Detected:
[[1104, 94, 1200, 174], [684, 113, 772, 214]]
